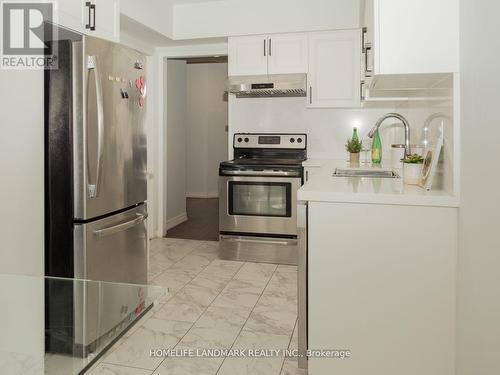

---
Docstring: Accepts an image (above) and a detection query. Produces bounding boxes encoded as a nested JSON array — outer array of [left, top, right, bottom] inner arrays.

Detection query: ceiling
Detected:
[[121, 14, 227, 48], [171, 0, 225, 4]]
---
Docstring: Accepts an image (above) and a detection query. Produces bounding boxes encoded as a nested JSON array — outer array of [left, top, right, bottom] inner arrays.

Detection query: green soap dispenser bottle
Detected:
[[371, 130, 382, 164]]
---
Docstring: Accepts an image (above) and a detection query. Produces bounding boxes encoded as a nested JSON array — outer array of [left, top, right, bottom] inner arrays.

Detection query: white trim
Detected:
[[120, 32, 156, 55], [156, 43, 228, 58], [157, 55, 167, 238], [452, 72, 461, 203], [186, 192, 219, 199], [154, 45, 228, 238], [165, 212, 188, 231]]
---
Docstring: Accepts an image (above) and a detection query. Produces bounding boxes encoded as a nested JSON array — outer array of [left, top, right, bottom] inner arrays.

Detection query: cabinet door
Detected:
[[228, 35, 268, 76], [56, 0, 85, 33], [308, 30, 362, 108], [92, 0, 120, 42], [304, 167, 319, 182], [374, 0, 458, 74], [268, 33, 308, 75], [363, 0, 375, 77]]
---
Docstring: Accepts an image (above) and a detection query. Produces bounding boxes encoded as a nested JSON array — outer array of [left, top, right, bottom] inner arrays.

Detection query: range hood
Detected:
[[228, 74, 307, 98]]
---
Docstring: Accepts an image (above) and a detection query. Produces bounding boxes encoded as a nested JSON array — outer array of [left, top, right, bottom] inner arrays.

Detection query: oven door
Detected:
[[219, 173, 301, 237]]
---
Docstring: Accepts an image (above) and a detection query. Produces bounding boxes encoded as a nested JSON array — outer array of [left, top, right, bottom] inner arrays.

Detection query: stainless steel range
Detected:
[[219, 133, 307, 265]]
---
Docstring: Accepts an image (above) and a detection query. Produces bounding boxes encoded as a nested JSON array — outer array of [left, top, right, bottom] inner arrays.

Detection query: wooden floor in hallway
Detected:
[[166, 198, 219, 242]]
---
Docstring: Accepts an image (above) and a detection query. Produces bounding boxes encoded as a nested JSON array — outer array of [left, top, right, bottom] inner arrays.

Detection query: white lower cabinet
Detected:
[[308, 202, 457, 375], [304, 167, 320, 182], [307, 30, 362, 108]]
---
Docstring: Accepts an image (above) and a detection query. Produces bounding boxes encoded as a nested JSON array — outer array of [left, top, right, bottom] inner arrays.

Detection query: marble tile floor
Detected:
[[85, 238, 307, 375], [82, 238, 307, 375]]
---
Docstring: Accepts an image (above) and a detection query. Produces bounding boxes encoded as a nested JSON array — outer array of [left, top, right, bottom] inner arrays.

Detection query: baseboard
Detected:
[[165, 212, 188, 231], [186, 192, 219, 199]]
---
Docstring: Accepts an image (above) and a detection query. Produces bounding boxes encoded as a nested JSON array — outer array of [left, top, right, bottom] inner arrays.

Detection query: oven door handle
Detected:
[[220, 235, 298, 246], [220, 169, 301, 177]]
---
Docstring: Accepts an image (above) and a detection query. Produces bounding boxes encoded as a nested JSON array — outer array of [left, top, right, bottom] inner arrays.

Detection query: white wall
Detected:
[[0, 70, 44, 277], [173, 0, 360, 39], [121, 0, 174, 38], [457, 1, 500, 374], [165, 60, 188, 229], [229, 96, 457, 196], [229, 97, 396, 160], [0, 276, 44, 373], [0, 70, 44, 371], [186, 63, 228, 198], [396, 93, 456, 195]]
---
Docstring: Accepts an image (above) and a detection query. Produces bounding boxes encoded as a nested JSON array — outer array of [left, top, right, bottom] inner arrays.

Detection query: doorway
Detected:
[[164, 56, 228, 241]]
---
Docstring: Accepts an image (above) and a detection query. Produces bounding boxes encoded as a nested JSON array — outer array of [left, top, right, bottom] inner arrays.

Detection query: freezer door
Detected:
[[74, 204, 148, 284], [74, 204, 148, 348], [74, 36, 147, 220]]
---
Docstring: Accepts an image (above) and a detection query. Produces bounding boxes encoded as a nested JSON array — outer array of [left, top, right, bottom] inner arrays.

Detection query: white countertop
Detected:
[[299, 159, 460, 207]]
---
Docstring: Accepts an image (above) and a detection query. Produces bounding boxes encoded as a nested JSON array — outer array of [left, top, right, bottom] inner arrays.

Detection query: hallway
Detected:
[[167, 198, 219, 242]]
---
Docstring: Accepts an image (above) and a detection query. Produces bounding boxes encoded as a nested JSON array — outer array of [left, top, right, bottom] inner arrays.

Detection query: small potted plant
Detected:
[[402, 154, 424, 184], [345, 138, 363, 164]]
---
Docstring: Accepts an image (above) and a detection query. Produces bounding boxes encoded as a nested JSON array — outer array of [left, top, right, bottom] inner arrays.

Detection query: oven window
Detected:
[[228, 182, 292, 217]]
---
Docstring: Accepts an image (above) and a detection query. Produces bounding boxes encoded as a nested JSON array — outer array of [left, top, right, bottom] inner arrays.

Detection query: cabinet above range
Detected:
[[228, 33, 308, 76], [228, 0, 459, 106], [228, 30, 362, 108]]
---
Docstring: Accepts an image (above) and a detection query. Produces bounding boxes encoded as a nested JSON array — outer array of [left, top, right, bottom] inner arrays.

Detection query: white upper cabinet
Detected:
[[366, 0, 459, 75], [55, 0, 120, 42], [92, 0, 120, 42], [228, 35, 268, 76], [56, 0, 84, 33], [228, 33, 308, 76], [267, 33, 308, 75], [307, 30, 362, 108]]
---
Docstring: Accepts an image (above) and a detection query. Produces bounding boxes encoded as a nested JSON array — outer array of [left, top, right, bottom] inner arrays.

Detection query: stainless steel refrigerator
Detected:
[[45, 30, 149, 356]]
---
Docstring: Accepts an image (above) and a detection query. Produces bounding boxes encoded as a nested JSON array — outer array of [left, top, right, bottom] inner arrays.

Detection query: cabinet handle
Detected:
[[360, 81, 365, 101], [90, 3, 96, 31], [362, 27, 372, 51], [309, 86, 312, 104], [268, 38, 272, 56], [85, 1, 91, 29], [263, 39, 266, 56], [365, 46, 373, 76]]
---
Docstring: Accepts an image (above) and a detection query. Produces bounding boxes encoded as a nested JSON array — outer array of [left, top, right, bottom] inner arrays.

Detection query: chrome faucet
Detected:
[[368, 113, 412, 158], [420, 112, 451, 148]]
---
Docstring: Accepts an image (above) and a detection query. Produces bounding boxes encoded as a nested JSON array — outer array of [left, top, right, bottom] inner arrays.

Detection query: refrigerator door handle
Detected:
[[93, 213, 148, 238], [86, 55, 104, 198]]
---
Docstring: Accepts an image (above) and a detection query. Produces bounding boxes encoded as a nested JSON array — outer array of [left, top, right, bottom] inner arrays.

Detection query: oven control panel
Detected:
[[234, 133, 307, 149]]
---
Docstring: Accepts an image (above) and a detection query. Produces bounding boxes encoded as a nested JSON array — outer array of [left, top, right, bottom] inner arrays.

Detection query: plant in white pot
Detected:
[[345, 138, 363, 164], [402, 154, 425, 185]]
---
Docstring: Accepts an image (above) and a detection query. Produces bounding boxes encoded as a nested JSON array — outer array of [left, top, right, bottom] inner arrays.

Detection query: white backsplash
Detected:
[[228, 94, 456, 195], [229, 96, 399, 160]]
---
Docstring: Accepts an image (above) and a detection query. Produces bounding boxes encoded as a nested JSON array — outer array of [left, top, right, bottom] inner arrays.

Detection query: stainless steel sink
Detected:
[[333, 169, 400, 178]]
